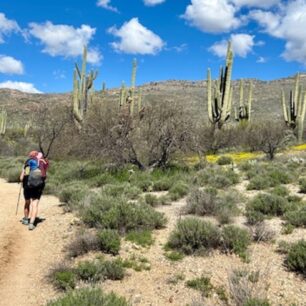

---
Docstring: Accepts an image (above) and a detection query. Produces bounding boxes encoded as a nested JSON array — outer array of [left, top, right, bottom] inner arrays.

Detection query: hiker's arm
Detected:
[[19, 169, 25, 182]]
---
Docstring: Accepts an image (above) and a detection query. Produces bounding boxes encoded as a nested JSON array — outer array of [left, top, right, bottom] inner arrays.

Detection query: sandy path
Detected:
[[0, 179, 74, 306]]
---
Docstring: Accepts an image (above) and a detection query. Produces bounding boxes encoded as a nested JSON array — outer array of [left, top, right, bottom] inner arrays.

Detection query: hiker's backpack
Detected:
[[27, 168, 44, 188]]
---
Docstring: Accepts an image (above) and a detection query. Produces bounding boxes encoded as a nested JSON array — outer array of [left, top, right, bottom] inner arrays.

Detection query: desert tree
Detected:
[[245, 121, 294, 160]]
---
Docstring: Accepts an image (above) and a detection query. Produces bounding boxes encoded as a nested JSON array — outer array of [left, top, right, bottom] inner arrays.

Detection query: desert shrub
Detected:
[[153, 178, 173, 191], [168, 181, 189, 200], [277, 240, 292, 254], [100, 259, 125, 280], [47, 288, 128, 306], [185, 188, 218, 216], [186, 276, 214, 297], [59, 183, 90, 211], [252, 222, 275, 242], [144, 194, 159, 207], [75, 258, 125, 282], [98, 229, 121, 255], [102, 183, 141, 200], [67, 231, 100, 257], [245, 210, 265, 225], [167, 218, 221, 255], [6, 167, 21, 183], [215, 193, 240, 224], [247, 165, 294, 190], [246, 193, 289, 220], [222, 225, 251, 258], [164, 251, 184, 261], [185, 188, 239, 224], [285, 240, 306, 276], [126, 230, 153, 247], [285, 207, 306, 227], [243, 299, 270, 306], [229, 268, 270, 306], [82, 195, 166, 233], [247, 176, 270, 190], [272, 185, 289, 197], [299, 178, 306, 193], [49, 264, 76, 291], [281, 223, 295, 235], [195, 167, 239, 188], [75, 260, 100, 282], [217, 156, 233, 165]]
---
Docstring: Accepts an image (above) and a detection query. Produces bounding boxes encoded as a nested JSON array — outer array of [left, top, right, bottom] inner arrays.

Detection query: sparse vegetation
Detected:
[[285, 240, 306, 276]]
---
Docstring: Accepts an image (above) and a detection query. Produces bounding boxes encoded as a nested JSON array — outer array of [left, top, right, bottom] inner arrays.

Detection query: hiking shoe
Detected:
[[21, 218, 29, 225], [28, 223, 36, 230]]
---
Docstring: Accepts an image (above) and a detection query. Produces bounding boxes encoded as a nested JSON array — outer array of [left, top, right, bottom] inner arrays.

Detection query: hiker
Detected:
[[19, 151, 49, 230]]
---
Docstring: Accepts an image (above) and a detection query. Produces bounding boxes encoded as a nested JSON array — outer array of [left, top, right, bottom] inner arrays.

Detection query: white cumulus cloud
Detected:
[[250, 0, 306, 64], [209, 33, 255, 57], [96, 0, 118, 12], [182, 0, 240, 33], [143, 0, 166, 6], [28, 21, 102, 64], [0, 81, 42, 93], [232, 0, 280, 9], [108, 18, 165, 54], [0, 13, 20, 43], [0, 55, 24, 74]]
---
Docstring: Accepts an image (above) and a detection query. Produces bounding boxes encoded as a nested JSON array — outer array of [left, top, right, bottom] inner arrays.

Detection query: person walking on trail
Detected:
[[19, 151, 49, 230]]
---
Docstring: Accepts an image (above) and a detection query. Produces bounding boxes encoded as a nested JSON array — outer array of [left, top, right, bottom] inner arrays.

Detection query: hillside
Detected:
[[1, 74, 306, 124]]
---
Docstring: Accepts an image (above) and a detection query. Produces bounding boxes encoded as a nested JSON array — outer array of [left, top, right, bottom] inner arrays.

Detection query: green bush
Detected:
[[285, 240, 306, 276], [75, 258, 125, 282], [83, 197, 166, 233], [299, 178, 306, 193], [144, 194, 159, 207], [285, 207, 306, 227], [243, 299, 270, 306], [164, 251, 184, 261], [75, 260, 100, 282], [167, 218, 221, 255], [126, 230, 154, 247], [246, 210, 265, 225], [247, 176, 270, 190], [98, 229, 121, 255], [186, 276, 214, 297], [49, 265, 76, 291], [153, 178, 173, 191], [168, 181, 189, 200], [246, 193, 288, 219], [222, 225, 251, 258], [185, 188, 218, 216], [47, 288, 128, 306], [272, 186, 289, 197], [58, 183, 89, 211], [217, 156, 233, 165], [185, 188, 239, 224], [6, 167, 21, 183]]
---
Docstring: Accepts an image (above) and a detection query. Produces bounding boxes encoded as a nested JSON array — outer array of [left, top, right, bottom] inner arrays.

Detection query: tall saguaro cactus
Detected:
[[207, 41, 234, 128], [282, 73, 306, 143], [0, 110, 7, 136], [235, 80, 253, 123], [72, 46, 98, 128]]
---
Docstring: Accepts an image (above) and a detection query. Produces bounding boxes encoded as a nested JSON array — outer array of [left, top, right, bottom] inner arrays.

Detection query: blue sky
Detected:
[[0, 0, 305, 93]]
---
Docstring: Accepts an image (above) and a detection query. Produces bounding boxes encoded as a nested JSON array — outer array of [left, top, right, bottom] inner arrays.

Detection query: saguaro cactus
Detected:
[[72, 46, 98, 128], [282, 73, 306, 143], [207, 41, 234, 128], [235, 80, 253, 123], [0, 110, 7, 136]]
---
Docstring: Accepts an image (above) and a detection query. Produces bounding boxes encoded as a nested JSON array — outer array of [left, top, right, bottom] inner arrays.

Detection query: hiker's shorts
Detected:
[[24, 182, 45, 200]]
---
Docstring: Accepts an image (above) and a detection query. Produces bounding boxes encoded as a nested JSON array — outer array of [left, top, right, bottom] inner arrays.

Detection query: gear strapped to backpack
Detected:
[[27, 168, 44, 188]]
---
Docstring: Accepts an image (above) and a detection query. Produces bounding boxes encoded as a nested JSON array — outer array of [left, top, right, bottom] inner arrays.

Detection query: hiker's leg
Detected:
[[24, 199, 30, 218], [29, 199, 39, 225]]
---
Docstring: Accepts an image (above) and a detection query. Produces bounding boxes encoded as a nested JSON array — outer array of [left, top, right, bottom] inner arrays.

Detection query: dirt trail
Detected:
[[0, 179, 74, 306]]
